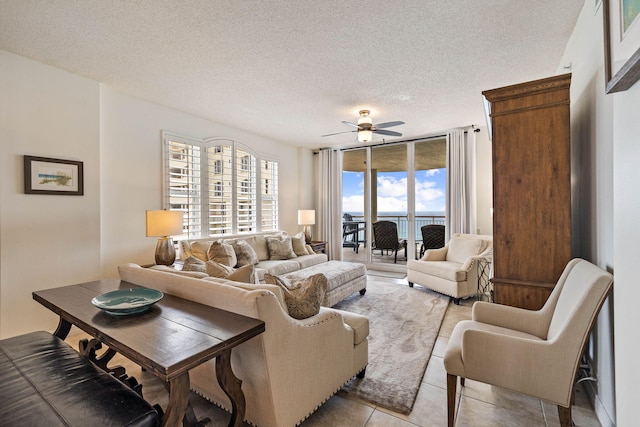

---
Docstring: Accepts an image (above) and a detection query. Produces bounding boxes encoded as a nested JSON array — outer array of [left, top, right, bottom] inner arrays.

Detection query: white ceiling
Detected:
[[0, 0, 584, 149]]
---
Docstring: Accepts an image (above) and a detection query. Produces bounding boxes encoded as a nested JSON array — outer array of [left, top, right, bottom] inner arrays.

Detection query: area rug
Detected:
[[334, 279, 449, 414]]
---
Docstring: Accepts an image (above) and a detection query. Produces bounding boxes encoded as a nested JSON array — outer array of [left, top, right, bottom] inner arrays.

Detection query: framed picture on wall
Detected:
[[604, 0, 640, 93], [24, 155, 84, 195]]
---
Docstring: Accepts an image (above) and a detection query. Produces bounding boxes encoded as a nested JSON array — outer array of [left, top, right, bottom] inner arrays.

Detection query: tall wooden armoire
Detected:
[[483, 74, 572, 310]]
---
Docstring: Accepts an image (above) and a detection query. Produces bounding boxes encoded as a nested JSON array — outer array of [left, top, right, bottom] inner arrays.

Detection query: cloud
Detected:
[[342, 194, 364, 212], [342, 173, 445, 213]]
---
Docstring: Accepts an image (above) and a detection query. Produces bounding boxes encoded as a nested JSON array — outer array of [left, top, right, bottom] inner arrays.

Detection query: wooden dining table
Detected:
[[33, 279, 265, 427]]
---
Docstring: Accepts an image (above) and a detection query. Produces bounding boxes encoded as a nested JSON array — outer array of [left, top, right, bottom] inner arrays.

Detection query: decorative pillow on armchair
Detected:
[[229, 239, 259, 267], [264, 273, 327, 319], [266, 235, 297, 260]]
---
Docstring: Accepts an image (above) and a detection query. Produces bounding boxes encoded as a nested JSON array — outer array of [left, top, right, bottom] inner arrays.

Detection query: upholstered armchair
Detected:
[[407, 233, 492, 303], [444, 258, 613, 427]]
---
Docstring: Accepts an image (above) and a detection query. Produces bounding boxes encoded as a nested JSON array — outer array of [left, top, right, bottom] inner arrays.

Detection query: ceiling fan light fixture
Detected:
[[357, 110, 372, 127], [358, 130, 373, 143]]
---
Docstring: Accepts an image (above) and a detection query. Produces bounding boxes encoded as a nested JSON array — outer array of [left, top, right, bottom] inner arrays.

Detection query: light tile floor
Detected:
[[65, 274, 601, 426]]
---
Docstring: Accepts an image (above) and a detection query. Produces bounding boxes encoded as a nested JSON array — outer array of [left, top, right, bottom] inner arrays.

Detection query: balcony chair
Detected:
[[444, 258, 613, 427], [372, 220, 406, 263], [419, 224, 446, 258], [342, 213, 365, 253], [407, 233, 492, 303]]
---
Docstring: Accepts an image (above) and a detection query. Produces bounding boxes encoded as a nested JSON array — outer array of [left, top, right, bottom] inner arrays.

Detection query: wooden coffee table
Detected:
[[33, 279, 265, 427]]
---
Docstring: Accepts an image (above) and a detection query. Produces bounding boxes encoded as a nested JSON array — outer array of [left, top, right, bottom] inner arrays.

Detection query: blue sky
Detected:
[[342, 168, 446, 213]]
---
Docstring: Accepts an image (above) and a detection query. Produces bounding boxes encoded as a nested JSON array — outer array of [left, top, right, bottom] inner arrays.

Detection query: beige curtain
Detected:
[[316, 149, 343, 259], [445, 129, 477, 239]]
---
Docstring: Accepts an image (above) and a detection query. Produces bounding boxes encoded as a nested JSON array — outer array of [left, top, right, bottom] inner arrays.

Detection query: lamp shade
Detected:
[[146, 210, 183, 237], [297, 209, 315, 225]]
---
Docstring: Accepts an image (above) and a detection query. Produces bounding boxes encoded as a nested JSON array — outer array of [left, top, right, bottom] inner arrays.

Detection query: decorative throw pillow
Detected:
[[226, 264, 256, 283], [205, 262, 255, 283], [264, 273, 328, 319], [207, 240, 237, 267], [290, 232, 308, 256], [205, 260, 236, 278], [305, 244, 315, 255], [230, 239, 259, 267], [190, 241, 212, 261], [266, 235, 297, 260], [182, 256, 207, 273]]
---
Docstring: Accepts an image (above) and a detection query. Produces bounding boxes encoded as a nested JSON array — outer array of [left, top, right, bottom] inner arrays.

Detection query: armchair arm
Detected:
[[420, 246, 448, 261], [472, 302, 551, 339], [460, 329, 574, 406]]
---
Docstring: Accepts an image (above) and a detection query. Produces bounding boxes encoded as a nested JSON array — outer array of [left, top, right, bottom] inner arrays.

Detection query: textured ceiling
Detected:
[[0, 0, 584, 149]]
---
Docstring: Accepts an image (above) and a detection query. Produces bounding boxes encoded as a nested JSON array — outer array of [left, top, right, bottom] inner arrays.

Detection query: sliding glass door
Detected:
[[342, 138, 446, 269]]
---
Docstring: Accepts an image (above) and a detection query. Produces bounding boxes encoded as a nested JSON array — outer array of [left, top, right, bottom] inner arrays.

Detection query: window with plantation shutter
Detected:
[[164, 135, 202, 238], [261, 159, 278, 231], [162, 132, 277, 238]]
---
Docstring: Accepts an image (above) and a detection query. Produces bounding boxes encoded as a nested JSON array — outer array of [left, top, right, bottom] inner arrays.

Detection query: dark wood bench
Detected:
[[0, 331, 160, 426]]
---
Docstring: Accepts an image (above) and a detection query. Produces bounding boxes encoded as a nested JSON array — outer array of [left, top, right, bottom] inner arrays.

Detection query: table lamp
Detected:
[[298, 209, 315, 243], [146, 210, 184, 265]]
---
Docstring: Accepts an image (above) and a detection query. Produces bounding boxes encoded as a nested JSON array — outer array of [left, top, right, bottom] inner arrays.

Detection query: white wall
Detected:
[[98, 87, 302, 276], [560, 1, 640, 425], [558, 2, 616, 425], [0, 50, 102, 336], [0, 50, 303, 338], [612, 79, 640, 427]]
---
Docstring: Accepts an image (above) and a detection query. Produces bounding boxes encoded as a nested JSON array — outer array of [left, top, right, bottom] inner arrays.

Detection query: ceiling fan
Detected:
[[321, 110, 405, 143]]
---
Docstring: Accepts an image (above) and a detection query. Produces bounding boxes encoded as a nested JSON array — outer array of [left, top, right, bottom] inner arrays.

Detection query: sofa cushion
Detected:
[[446, 237, 482, 264], [231, 235, 271, 261], [183, 256, 207, 272], [208, 240, 237, 267], [264, 273, 328, 319], [295, 254, 329, 269], [230, 239, 259, 267], [256, 260, 300, 276], [407, 260, 467, 281], [266, 235, 297, 260]]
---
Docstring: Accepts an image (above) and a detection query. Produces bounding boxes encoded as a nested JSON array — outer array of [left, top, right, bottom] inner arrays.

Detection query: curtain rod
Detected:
[[314, 125, 481, 153]]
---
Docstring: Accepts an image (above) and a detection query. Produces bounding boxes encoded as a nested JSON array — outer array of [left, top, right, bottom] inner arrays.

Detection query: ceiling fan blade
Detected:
[[342, 120, 360, 128], [373, 121, 405, 129], [373, 129, 403, 137], [321, 130, 357, 137]]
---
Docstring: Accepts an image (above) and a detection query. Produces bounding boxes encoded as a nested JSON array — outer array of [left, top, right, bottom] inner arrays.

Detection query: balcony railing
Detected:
[[347, 214, 445, 241]]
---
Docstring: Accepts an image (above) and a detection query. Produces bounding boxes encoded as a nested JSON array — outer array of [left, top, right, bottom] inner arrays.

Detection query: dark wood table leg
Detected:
[[163, 373, 191, 427], [215, 349, 245, 427], [53, 317, 72, 339]]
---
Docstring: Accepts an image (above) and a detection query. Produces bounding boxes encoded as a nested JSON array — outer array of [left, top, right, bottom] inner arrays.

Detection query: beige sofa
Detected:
[[406, 233, 493, 304], [180, 232, 328, 282], [118, 263, 369, 427]]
